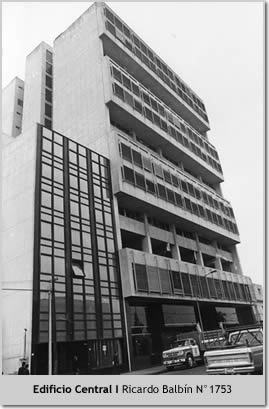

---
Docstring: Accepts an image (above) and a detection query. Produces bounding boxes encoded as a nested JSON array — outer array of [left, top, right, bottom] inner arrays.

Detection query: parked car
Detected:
[[162, 338, 201, 370], [204, 325, 263, 375]]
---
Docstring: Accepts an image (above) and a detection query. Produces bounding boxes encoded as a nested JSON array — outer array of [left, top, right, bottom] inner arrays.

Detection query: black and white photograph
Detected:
[[1, 1, 265, 406]]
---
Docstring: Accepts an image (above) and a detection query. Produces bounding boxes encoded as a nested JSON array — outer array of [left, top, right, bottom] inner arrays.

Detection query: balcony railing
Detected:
[[119, 248, 255, 304]]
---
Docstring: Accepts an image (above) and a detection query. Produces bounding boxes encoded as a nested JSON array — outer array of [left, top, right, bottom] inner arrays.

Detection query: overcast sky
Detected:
[[2, 2, 264, 285]]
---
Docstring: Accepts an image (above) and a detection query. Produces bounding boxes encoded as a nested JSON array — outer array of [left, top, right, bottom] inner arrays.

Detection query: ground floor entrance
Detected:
[[32, 338, 125, 374], [125, 299, 256, 371]]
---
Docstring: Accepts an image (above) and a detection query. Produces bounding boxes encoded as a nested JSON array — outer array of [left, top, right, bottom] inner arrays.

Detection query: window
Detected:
[[121, 143, 132, 161], [123, 166, 135, 184], [146, 179, 155, 194], [134, 264, 148, 292], [45, 104, 52, 117], [135, 172, 146, 189], [114, 83, 124, 100], [132, 150, 142, 168], [45, 118, 52, 129], [153, 163, 163, 179], [45, 75, 52, 89], [166, 189, 175, 204], [45, 88, 52, 103], [157, 184, 166, 200], [163, 170, 172, 184], [159, 268, 171, 294], [171, 271, 183, 292], [46, 50, 53, 63], [134, 99, 143, 114], [46, 62, 52, 75], [142, 156, 152, 172], [17, 98, 23, 107]]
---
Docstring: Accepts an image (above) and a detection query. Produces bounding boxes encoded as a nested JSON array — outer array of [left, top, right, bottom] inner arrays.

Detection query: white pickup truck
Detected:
[[204, 325, 263, 375]]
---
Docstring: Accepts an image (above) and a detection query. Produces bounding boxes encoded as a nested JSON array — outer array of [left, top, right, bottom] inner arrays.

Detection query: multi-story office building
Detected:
[[2, 3, 259, 374]]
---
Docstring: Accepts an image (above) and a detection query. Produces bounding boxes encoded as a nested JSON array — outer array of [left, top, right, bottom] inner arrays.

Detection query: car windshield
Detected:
[[173, 339, 188, 348], [229, 330, 263, 346]]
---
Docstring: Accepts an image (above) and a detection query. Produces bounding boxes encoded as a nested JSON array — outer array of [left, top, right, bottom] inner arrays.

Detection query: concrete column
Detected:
[[170, 225, 181, 261], [230, 246, 243, 274], [142, 214, 152, 254], [194, 233, 204, 266], [212, 240, 223, 270]]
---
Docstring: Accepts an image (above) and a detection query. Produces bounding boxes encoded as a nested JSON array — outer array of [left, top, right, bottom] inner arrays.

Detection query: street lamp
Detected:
[[196, 269, 218, 332], [205, 269, 217, 277]]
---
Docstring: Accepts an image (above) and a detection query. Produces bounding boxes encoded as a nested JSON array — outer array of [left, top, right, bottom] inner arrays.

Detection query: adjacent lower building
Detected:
[[2, 2, 260, 374]]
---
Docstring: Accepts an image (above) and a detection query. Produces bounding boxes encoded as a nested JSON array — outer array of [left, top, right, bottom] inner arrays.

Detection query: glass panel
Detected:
[[159, 268, 171, 294], [134, 263, 148, 292], [147, 265, 160, 293]]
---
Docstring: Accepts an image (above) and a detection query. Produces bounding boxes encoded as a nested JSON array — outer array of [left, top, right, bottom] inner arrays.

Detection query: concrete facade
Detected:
[[2, 125, 37, 374]]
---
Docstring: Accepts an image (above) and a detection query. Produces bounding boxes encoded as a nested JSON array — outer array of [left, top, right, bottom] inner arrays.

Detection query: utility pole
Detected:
[[23, 328, 27, 361], [48, 283, 52, 375]]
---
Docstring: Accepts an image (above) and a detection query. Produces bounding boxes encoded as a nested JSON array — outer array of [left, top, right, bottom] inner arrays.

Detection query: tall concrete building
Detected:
[[2, 3, 258, 374], [22, 42, 53, 133]]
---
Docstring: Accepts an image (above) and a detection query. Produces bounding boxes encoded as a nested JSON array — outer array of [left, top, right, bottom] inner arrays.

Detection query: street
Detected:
[[161, 364, 207, 375]]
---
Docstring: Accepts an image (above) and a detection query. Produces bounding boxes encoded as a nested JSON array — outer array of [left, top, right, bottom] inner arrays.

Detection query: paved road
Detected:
[[162, 364, 207, 375]]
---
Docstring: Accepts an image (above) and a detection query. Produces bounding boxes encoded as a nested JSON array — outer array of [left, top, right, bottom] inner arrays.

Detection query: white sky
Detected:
[[2, 2, 264, 285]]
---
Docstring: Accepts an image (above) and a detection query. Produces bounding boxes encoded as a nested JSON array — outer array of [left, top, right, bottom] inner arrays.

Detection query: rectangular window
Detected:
[[159, 268, 171, 294], [134, 264, 148, 292], [175, 193, 184, 207], [146, 179, 156, 195], [45, 88, 52, 103], [157, 184, 167, 200], [123, 166, 135, 184], [171, 271, 183, 293], [46, 62, 52, 75], [166, 189, 175, 204], [17, 98, 23, 107], [135, 172, 146, 189], [45, 103, 52, 118], [181, 273, 192, 296], [147, 266, 160, 293], [142, 156, 152, 172], [132, 150, 142, 168], [113, 83, 124, 100], [133, 98, 143, 114], [45, 75, 52, 89], [121, 143, 132, 162], [153, 163, 163, 179], [163, 170, 172, 184], [46, 50, 53, 63]]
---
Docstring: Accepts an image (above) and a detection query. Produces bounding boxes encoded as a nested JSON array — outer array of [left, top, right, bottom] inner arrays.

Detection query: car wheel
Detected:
[[167, 366, 174, 371], [186, 354, 194, 369]]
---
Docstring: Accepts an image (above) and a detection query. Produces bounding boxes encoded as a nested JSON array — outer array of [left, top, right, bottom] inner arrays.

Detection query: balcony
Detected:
[[119, 248, 255, 305], [99, 3, 210, 132], [111, 133, 239, 244], [104, 58, 223, 184]]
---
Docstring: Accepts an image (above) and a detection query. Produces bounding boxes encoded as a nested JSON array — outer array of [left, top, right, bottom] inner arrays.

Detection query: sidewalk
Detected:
[[122, 365, 166, 375]]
